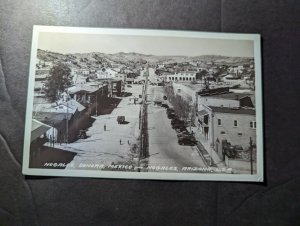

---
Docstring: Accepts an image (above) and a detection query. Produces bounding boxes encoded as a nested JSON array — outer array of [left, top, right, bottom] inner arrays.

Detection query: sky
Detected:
[[38, 32, 254, 57]]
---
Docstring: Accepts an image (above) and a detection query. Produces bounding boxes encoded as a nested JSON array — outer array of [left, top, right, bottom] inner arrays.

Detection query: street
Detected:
[[55, 68, 206, 171], [147, 73, 206, 171]]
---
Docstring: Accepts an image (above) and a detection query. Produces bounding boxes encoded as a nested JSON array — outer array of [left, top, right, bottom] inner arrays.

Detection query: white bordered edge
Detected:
[[22, 25, 263, 182]]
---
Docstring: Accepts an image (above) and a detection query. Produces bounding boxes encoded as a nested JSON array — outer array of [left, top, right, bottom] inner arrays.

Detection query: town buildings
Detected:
[[196, 88, 256, 172]]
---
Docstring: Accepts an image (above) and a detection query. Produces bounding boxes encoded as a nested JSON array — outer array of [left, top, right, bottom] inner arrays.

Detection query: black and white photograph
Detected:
[[22, 26, 263, 181]]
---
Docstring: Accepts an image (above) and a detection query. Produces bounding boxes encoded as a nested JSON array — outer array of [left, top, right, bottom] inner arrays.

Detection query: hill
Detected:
[[37, 49, 253, 67]]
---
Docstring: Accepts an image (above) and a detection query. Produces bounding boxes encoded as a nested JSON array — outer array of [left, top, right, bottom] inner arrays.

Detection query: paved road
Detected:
[[147, 85, 206, 171]]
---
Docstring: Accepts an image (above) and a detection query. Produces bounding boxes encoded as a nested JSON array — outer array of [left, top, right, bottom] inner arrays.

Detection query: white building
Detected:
[[114, 73, 127, 83], [96, 68, 118, 79], [196, 90, 255, 161], [166, 71, 196, 82], [197, 105, 256, 160]]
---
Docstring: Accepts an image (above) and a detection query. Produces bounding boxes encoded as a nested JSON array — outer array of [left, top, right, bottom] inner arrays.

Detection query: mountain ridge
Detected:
[[37, 49, 253, 66]]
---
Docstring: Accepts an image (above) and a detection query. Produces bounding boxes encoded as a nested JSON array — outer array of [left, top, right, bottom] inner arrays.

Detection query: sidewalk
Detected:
[[190, 127, 226, 169]]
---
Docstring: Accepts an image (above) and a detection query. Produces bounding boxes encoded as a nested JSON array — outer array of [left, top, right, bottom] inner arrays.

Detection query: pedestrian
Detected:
[[128, 140, 130, 145], [120, 139, 122, 145], [104, 124, 106, 131]]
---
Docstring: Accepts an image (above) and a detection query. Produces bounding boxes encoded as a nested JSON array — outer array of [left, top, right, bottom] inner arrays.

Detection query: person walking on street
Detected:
[[120, 139, 122, 145]]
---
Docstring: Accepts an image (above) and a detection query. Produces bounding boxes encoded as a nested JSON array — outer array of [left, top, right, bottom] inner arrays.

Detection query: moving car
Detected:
[[117, 116, 125, 124]]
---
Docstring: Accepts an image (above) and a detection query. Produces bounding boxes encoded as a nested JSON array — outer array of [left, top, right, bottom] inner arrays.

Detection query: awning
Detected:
[[31, 119, 51, 142], [197, 109, 209, 117]]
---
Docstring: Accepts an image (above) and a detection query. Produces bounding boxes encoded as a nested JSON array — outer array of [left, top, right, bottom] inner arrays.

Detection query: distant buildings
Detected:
[[34, 69, 50, 97]]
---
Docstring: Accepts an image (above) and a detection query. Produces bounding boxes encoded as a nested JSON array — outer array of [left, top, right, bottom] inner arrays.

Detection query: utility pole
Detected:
[[250, 137, 253, 174], [66, 101, 69, 144], [210, 112, 214, 166], [140, 62, 149, 159], [52, 122, 55, 148], [96, 93, 98, 116]]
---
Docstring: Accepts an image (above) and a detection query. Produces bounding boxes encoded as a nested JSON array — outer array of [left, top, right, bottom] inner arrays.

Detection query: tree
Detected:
[[196, 70, 208, 80], [44, 63, 72, 102], [164, 85, 194, 124]]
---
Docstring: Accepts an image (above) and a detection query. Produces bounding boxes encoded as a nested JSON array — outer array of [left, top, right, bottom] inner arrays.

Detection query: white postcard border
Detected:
[[22, 26, 263, 182]]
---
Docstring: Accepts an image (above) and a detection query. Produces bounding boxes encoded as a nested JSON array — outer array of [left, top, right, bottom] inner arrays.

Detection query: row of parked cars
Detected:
[[166, 108, 197, 146]]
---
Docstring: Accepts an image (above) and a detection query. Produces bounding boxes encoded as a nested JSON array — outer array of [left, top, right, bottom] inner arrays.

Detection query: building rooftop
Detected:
[[33, 112, 73, 126], [61, 99, 86, 112], [206, 92, 251, 100], [210, 106, 255, 115], [68, 83, 106, 94], [32, 99, 85, 114]]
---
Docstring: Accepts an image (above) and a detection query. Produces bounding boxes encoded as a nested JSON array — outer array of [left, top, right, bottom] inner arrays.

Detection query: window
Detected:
[[250, 121, 256, 129], [218, 119, 221, 126], [234, 120, 238, 127]]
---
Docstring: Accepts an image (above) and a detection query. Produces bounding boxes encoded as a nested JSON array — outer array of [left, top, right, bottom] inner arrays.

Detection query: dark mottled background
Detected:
[[0, 1, 299, 225]]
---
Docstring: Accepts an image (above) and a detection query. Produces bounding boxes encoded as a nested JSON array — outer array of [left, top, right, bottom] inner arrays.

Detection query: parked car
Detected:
[[177, 132, 189, 138], [163, 95, 167, 100], [167, 108, 175, 114], [178, 136, 196, 146], [77, 130, 87, 139], [171, 119, 185, 128], [176, 128, 189, 135], [154, 100, 162, 106], [161, 103, 169, 109], [167, 112, 176, 119], [127, 85, 132, 88]]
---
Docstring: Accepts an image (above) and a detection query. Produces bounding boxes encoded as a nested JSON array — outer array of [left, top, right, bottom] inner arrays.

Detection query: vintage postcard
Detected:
[[22, 26, 263, 181]]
